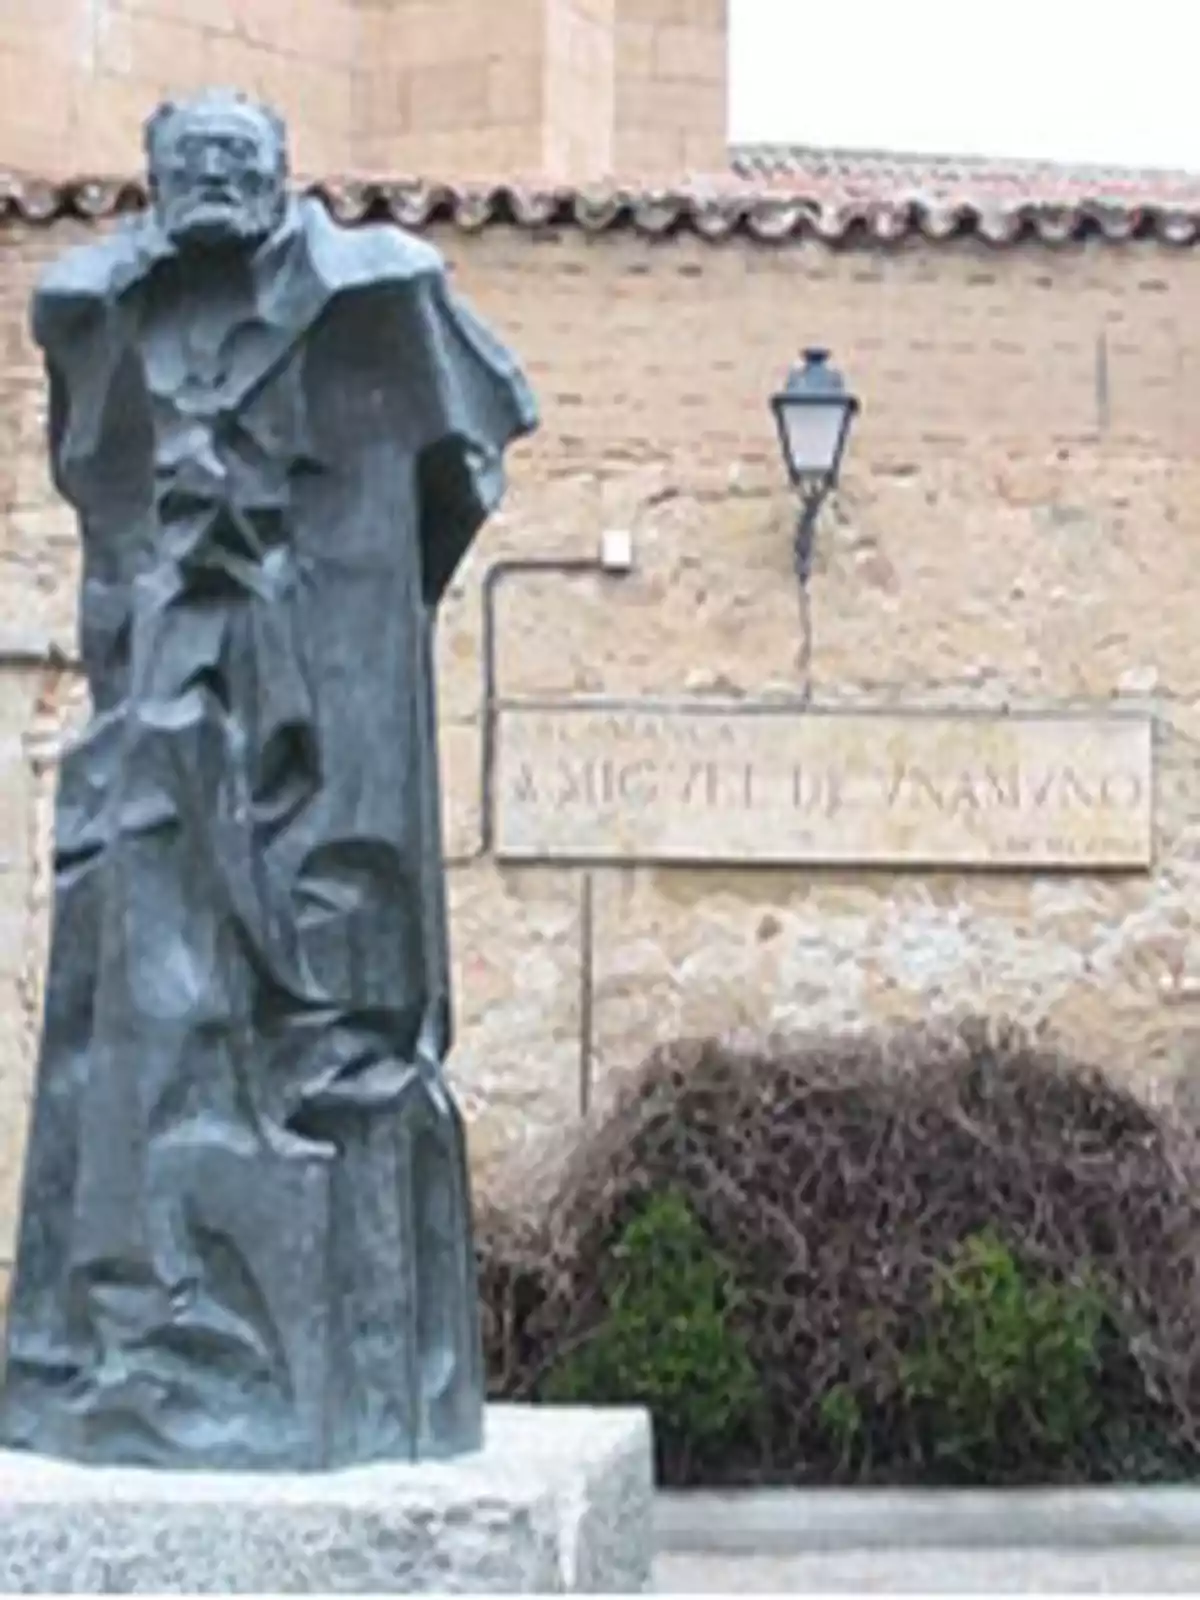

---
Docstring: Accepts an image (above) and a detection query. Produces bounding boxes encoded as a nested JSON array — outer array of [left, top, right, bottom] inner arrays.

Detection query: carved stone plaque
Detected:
[[494, 703, 1153, 869]]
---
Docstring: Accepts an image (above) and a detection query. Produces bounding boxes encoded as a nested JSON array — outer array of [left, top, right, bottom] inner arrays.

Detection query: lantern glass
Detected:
[[778, 398, 852, 479]]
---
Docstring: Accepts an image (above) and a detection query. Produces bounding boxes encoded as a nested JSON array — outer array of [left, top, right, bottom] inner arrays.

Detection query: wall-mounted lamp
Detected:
[[771, 347, 860, 584]]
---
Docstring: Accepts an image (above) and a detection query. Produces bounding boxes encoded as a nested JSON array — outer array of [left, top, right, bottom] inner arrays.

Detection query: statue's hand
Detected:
[[157, 441, 264, 572], [177, 510, 263, 567], [299, 1058, 421, 1115]]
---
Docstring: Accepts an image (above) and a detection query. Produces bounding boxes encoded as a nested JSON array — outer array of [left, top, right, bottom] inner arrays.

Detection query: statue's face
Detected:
[[150, 101, 286, 252]]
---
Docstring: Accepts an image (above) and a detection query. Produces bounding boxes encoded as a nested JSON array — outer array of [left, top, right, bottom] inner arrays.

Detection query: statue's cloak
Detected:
[[0, 197, 537, 1469]]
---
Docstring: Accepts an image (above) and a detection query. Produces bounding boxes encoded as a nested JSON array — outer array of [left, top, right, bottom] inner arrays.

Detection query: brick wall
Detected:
[[5, 213, 1200, 1246], [435, 227, 1200, 1191]]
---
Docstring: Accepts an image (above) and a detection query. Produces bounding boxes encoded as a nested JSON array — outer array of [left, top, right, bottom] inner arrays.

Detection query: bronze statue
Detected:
[[0, 90, 537, 1470]]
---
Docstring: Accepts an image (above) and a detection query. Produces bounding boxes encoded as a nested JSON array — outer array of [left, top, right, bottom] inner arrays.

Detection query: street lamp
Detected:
[[771, 347, 860, 583]]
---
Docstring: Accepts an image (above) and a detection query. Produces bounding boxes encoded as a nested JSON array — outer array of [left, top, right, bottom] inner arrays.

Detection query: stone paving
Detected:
[[657, 1547, 1200, 1592]]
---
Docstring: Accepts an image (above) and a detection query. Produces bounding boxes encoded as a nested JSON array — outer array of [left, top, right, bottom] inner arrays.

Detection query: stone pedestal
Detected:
[[0, 1405, 653, 1593]]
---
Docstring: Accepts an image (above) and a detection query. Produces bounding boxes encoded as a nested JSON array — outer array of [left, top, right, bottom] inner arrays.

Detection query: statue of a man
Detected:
[[0, 91, 537, 1470]]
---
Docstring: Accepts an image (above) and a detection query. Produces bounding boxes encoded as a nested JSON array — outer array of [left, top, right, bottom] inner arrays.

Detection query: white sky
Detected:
[[729, 0, 1200, 171]]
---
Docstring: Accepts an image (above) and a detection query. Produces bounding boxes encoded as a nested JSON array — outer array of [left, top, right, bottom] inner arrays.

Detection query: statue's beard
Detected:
[[159, 193, 283, 252]]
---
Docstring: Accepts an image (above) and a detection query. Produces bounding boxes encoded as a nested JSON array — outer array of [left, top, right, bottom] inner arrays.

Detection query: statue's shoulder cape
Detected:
[[298, 196, 446, 294], [32, 196, 451, 346], [31, 196, 537, 600]]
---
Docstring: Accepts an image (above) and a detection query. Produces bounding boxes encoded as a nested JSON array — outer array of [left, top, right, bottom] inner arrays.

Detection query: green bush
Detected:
[[541, 1191, 763, 1479], [817, 1382, 866, 1475], [897, 1231, 1109, 1477]]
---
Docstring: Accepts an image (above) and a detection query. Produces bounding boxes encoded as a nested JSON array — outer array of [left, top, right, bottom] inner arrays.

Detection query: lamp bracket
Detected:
[[793, 481, 830, 586]]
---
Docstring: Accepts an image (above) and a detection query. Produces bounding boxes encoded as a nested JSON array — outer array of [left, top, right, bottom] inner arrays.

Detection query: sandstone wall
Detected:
[[2, 0, 728, 184], [2, 214, 1200, 1266], [1, 0, 361, 177], [613, 0, 728, 177], [355, 0, 727, 181]]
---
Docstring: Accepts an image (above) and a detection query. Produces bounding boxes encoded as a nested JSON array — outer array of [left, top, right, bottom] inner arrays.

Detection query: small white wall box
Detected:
[[600, 529, 633, 573]]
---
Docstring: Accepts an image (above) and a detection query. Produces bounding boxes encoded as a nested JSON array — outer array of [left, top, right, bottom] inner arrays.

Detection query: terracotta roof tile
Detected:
[[729, 142, 1200, 205], [3, 163, 1200, 247]]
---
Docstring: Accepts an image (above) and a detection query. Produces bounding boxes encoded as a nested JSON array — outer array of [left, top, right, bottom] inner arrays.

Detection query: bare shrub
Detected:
[[478, 1017, 1200, 1485]]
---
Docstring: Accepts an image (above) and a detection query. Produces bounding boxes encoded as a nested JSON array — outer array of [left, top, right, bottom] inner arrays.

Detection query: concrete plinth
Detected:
[[0, 1404, 653, 1594]]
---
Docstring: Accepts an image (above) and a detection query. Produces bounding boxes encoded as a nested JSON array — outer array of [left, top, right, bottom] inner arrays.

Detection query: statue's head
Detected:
[[145, 89, 288, 252]]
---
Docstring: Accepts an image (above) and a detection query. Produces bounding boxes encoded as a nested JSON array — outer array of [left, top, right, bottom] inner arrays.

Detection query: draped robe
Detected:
[[0, 197, 537, 1470]]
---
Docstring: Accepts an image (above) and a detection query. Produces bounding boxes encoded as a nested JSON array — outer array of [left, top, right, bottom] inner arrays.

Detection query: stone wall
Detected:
[[1, 0, 728, 183], [3, 212, 1200, 1264], [613, 0, 728, 176], [1, 0, 361, 177], [356, 0, 554, 179]]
